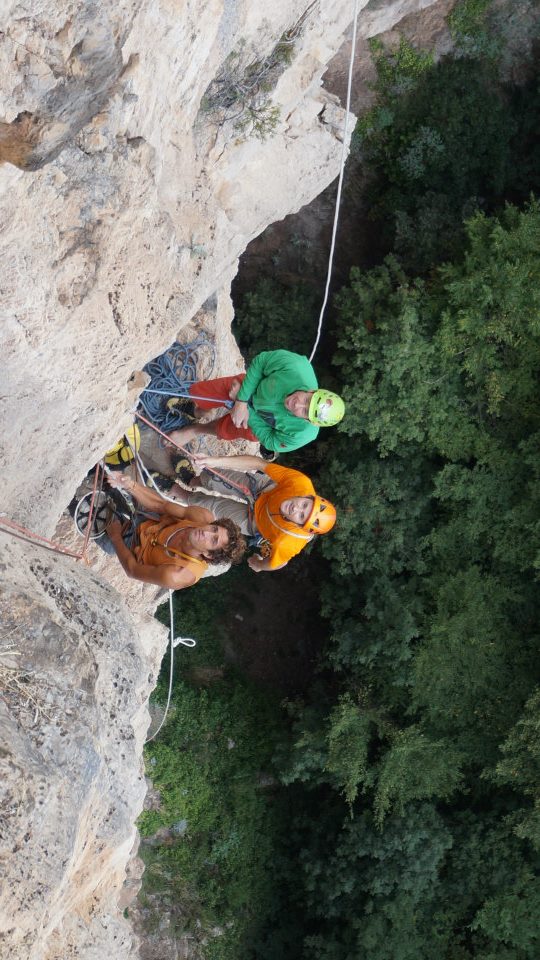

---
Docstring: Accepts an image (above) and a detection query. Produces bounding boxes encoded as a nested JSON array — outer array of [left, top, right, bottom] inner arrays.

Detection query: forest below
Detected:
[[137, 3, 540, 958]]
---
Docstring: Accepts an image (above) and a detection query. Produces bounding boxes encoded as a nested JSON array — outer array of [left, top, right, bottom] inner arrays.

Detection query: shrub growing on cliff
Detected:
[[448, 0, 499, 58], [201, 27, 297, 142]]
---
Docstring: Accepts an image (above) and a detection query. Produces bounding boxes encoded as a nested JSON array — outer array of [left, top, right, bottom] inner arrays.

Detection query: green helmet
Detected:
[[308, 390, 345, 427]]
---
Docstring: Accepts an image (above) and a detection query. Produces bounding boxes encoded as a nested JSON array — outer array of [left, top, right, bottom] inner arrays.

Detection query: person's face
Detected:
[[190, 523, 229, 554], [284, 390, 313, 420], [280, 496, 314, 526]]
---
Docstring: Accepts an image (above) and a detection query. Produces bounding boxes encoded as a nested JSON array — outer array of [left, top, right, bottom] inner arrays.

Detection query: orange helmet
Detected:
[[304, 495, 336, 535]]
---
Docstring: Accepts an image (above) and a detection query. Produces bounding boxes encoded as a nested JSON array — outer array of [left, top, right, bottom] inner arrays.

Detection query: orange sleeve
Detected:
[[264, 462, 304, 486], [267, 534, 307, 569]]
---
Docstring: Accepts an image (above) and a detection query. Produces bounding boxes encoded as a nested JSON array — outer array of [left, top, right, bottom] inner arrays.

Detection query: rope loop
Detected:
[[139, 336, 216, 433]]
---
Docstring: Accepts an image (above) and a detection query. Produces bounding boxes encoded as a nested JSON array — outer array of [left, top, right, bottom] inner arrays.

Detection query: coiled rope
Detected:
[[139, 336, 217, 433]]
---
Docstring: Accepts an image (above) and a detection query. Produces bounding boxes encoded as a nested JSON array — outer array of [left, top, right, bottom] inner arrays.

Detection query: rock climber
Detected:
[[103, 472, 246, 588], [168, 452, 337, 573], [166, 348, 345, 454]]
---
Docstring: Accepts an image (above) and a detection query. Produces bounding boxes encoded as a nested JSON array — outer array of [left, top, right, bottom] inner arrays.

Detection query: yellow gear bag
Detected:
[[104, 424, 141, 468]]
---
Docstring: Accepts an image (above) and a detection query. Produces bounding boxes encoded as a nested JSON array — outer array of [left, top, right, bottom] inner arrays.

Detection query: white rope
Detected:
[[309, 0, 360, 362], [145, 590, 177, 744], [133, 447, 187, 506], [113, 441, 197, 743]]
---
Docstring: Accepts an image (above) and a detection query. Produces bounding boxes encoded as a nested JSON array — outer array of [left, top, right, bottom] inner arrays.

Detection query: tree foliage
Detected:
[[353, 34, 540, 273], [146, 20, 540, 958], [233, 277, 318, 361], [266, 201, 540, 958]]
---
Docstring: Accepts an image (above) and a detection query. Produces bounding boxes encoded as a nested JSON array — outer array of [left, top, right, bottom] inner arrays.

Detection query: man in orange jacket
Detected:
[[170, 453, 336, 573]]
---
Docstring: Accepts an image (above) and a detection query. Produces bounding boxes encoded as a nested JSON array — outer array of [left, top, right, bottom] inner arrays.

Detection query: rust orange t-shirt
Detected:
[[134, 509, 212, 584], [254, 463, 315, 569]]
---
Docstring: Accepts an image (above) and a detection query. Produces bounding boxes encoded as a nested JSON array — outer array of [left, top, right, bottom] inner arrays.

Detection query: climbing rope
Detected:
[[144, 591, 176, 744], [131, 443, 193, 508], [144, 590, 197, 744], [309, 0, 359, 362], [142, 388, 233, 409], [139, 336, 217, 433], [135, 411, 251, 498], [0, 463, 103, 561]]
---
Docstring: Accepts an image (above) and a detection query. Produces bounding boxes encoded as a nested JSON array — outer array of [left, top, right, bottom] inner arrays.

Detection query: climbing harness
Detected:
[[309, 0, 359, 362], [149, 528, 207, 568], [247, 533, 272, 559]]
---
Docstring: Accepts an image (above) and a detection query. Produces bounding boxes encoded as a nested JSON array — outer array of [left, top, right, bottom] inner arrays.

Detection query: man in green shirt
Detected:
[[167, 349, 345, 454]]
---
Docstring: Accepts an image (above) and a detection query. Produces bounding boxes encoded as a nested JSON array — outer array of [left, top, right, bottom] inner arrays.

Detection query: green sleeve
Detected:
[[246, 408, 286, 451], [247, 409, 317, 452], [237, 352, 272, 402]]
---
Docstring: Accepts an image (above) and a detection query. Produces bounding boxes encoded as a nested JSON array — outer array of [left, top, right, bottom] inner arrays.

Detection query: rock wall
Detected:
[[1, 0, 360, 533], [0, 530, 164, 959], [1, 1, 442, 957]]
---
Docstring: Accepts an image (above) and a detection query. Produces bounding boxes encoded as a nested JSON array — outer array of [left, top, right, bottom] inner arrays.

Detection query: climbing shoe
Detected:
[[174, 457, 196, 485], [167, 396, 195, 420], [147, 471, 174, 493]]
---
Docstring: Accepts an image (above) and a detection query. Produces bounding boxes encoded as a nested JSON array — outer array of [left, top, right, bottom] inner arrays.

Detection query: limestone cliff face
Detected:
[[1, 0, 359, 532], [1, 2, 441, 957], [0, 530, 164, 959]]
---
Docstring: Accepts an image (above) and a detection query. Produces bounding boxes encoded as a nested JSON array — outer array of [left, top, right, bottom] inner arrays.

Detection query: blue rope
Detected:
[[138, 336, 216, 434]]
